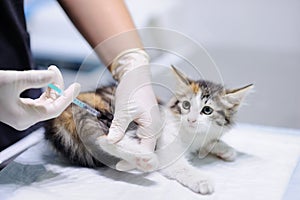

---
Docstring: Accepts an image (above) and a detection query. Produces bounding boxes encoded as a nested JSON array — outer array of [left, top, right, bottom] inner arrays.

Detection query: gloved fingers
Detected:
[[134, 105, 163, 152], [16, 70, 55, 92], [47, 65, 65, 89], [136, 125, 158, 152], [41, 82, 81, 118], [19, 97, 37, 105], [14, 83, 79, 130], [140, 137, 157, 153], [116, 160, 136, 171], [107, 116, 131, 144], [46, 65, 65, 99], [135, 105, 163, 138]]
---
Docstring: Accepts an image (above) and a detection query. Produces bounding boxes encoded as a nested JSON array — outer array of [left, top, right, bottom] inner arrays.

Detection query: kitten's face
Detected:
[[169, 66, 253, 133], [176, 91, 221, 132]]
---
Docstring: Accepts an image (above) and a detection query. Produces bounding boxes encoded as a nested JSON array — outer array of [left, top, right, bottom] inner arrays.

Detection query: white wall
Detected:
[[26, 0, 300, 129], [129, 0, 300, 129]]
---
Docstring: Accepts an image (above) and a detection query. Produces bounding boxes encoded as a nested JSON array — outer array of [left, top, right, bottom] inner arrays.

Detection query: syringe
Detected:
[[48, 83, 100, 117]]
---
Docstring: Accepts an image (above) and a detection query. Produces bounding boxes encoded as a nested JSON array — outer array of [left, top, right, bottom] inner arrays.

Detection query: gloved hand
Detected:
[[108, 49, 162, 153], [0, 65, 81, 130]]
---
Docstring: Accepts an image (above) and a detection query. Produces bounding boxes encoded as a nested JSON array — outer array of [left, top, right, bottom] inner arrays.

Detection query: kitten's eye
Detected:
[[201, 106, 214, 115], [182, 101, 191, 110]]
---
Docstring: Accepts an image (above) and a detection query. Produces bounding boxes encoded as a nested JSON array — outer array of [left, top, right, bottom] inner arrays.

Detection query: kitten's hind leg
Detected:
[[74, 109, 158, 172], [205, 140, 237, 161], [74, 116, 120, 167], [97, 134, 159, 172], [116, 160, 135, 171]]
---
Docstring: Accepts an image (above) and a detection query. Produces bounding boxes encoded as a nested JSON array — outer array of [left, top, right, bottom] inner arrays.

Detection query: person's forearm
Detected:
[[59, 0, 143, 66]]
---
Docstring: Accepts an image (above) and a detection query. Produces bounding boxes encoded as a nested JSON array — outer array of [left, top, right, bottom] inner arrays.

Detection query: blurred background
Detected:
[[24, 0, 300, 129]]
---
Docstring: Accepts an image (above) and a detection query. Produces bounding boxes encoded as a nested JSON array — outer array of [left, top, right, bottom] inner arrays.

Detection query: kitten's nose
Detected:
[[187, 118, 197, 123]]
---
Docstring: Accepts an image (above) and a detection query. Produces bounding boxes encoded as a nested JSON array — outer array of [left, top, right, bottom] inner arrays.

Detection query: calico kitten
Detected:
[[154, 67, 252, 194], [45, 66, 252, 195]]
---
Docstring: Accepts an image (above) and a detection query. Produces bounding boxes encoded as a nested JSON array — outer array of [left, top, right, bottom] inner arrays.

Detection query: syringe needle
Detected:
[[48, 83, 100, 117]]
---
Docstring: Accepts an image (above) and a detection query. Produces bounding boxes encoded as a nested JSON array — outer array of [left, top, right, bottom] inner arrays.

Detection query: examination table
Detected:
[[0, 124, 299, 200]]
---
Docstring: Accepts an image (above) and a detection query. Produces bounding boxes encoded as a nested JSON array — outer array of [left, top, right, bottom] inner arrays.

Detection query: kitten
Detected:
[[45, 66, 252, 194]]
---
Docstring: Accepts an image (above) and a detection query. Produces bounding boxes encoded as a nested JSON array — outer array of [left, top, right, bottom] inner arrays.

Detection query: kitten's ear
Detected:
[[224, 84, 254, 105], [170, 65, 190, 86]]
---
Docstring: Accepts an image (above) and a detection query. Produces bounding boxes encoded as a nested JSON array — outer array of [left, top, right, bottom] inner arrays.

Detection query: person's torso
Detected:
[[0, 0, 42, 152]]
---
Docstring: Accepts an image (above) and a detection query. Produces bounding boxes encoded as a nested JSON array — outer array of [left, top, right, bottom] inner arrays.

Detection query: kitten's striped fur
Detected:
[[45, 86, 116, 167]]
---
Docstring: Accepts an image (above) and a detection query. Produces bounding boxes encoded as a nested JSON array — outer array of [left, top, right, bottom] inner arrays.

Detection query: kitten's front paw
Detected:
[[188, 176, 214, 194], [217, 148, 237, 162]]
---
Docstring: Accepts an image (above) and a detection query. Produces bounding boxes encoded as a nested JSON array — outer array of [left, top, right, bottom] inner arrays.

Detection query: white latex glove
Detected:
[[108, 49, 162, 152], [0, 65, 81, 130]]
